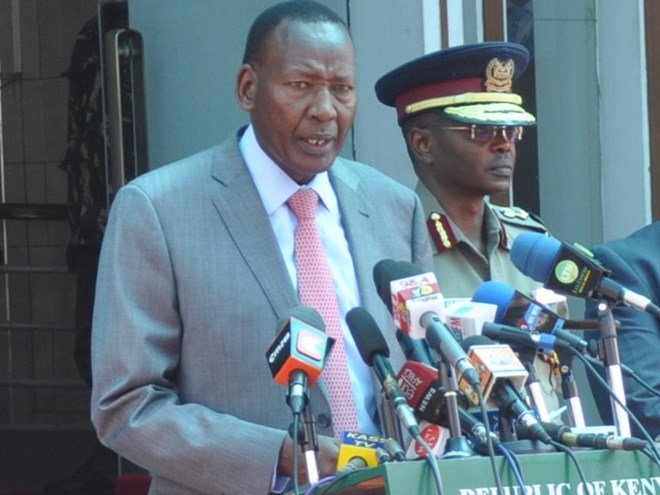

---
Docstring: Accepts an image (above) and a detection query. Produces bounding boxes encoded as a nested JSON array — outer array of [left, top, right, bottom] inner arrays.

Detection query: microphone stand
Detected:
[[560, 359, 586, 428], [522, 359, 551, 422], [596, 299, 631, 437], [439, 361, 476, 458], [293, 405, 319, 485], [378, 390, 404, 448]]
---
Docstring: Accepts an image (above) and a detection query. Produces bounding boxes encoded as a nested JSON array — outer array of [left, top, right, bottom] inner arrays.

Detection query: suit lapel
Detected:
[[208, 136, 299, 320], [329, 162, 376, 311], [330, 162, 405, 371]]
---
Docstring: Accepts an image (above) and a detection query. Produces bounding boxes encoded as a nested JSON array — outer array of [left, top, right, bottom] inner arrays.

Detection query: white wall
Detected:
[[350, 0, 425, 189], [596, 0, 651, 241], [533, 0, 603, 248]]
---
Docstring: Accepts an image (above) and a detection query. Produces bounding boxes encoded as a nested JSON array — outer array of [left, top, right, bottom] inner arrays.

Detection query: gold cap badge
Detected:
[[484, 58, 515, 93]]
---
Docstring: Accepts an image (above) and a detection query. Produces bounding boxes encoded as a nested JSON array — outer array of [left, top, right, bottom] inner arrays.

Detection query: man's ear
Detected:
[[236, 64, 257, 111], [407, 127, 435, 165]]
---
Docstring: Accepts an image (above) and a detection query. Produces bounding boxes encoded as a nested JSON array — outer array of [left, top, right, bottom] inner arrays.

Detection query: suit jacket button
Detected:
[[317, 413, 331, 428]]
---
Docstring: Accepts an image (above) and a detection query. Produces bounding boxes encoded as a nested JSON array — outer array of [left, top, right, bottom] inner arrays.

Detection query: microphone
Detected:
[[265, 307, 334, 415], [444, 300, 498, 341], [373, 259, 436, 365], [397, 360, 495, 449], [529, 423, 648, 452], [423, 313, 483, 396], [345, 306, 420, 436], [406, 421, 450, 459], [335, 431, 388, 474], [481, 322, 573, 354], [511, 235, 634, 436], [396, 360, 447, 424], [461, 335, 551, 444], [510, 232, 660, 317], [335, 456, 367, 477], [473, 282, 592, 427], [376, 260, 445, 340], [478, 321, 563, 423], [472, 280, 589, 353], [376, 260, 482, 392]]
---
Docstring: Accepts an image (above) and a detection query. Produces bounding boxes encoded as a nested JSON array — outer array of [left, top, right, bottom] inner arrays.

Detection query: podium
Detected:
[[317, 448, 660, 494]]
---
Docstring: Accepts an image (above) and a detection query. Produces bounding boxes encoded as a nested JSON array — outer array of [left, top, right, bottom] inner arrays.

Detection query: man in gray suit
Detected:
[[90, 1, 432, 493]]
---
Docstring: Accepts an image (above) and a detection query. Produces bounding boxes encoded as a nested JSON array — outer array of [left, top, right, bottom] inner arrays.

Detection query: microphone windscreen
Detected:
[[277, 306, 326, 331], [345, 307, 390, 364], [372, 259, 399, 308], [372, 260, 424, 311], [471, 281, 516, 323], [510, 232, 561, 282]]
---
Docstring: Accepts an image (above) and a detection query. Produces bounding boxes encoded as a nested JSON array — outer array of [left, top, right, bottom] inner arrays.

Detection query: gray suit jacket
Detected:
[[91, 130, 433, 494]]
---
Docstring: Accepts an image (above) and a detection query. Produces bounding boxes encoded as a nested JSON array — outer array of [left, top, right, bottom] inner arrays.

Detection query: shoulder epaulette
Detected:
[[426, 212, 458, 253], [494, 206, 548, 233]]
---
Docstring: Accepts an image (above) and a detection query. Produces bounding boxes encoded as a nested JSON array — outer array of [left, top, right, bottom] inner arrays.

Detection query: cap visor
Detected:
[[442, 102, 536, 126]]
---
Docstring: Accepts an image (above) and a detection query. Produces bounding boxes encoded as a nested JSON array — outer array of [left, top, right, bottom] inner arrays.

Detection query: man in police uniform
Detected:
[[375, 42, 563, 416]]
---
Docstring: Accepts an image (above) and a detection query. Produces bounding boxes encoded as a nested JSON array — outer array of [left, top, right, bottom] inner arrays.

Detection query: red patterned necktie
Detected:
[[287, 188, 359, 435]]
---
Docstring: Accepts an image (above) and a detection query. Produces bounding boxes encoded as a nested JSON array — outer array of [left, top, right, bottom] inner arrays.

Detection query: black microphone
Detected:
[[345, 306, 420, 437], [423, 312, 483, 392], [481, 322, 574, 353], [265, 306, 333, 415], [373, 259, 436, 366], [532, 422, 648, 451], [461, 335, 552, 444], [511, 232, 660, 318]]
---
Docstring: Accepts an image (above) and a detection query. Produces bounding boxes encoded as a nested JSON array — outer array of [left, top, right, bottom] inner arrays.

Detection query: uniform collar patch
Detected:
[[427, 212, 458, 253]]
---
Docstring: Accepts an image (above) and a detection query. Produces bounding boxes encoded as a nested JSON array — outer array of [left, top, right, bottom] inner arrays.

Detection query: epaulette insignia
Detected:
[[427, 212, 457, 253], [499, 206, 528, 220], [494, 206, 547, 233]]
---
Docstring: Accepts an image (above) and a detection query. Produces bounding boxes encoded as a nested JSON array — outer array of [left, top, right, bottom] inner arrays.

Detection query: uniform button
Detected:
[[317, 413, 331, 428]]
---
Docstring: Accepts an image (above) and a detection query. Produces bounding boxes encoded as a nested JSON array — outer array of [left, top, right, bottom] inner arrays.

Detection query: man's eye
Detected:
[[289, 81, 309, 89], [334, 84, 352, 95]]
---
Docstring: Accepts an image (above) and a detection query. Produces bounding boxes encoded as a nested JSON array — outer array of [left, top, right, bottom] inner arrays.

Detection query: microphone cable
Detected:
[[474, 387, 506, 495], [547, 439, 589, 487], [460, 405, 525, 494], [584, 355, 660, 399], [305, 476, 334, 495], [495, 443, 526, 493], [409, 432, 445, 495], [568, 348, 660, 465]]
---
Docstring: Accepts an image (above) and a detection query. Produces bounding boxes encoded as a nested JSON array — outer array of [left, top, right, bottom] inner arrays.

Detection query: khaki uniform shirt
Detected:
[[416, 182, 563, 418], [417, 183, 545, 298]]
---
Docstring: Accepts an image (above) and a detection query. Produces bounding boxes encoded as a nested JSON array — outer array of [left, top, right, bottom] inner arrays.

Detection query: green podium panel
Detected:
[[319, 448, 660, 495]]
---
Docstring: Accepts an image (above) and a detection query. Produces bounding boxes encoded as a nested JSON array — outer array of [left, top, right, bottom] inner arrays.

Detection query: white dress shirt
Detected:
[[239, 125, 379, 435]]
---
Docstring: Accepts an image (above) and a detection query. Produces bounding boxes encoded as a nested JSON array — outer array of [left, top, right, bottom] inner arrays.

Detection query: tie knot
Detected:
[[288, 188, 319, 220]]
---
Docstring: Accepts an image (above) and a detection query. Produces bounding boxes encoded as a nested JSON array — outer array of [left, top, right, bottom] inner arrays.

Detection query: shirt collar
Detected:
[[239, 124, 337, 215]]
